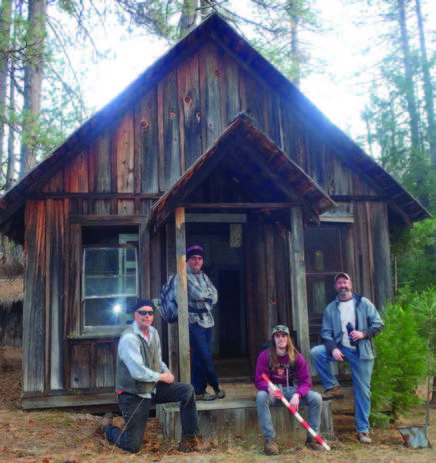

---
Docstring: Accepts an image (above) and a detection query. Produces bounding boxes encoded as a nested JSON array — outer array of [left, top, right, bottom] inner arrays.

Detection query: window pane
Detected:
[[83, 246, 138, 328], [84, 296, 136, 327], [84, 248, 137, 298], [305, 227, 342, 273]]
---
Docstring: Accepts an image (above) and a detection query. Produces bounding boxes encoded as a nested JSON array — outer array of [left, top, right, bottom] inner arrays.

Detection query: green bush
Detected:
[[371, 288, 428, 423], [392, 218, 435, 292], [412, 287, 436, 378]]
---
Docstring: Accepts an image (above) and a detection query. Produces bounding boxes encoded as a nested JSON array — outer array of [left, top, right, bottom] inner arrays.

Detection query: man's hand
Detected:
[[332, 348, 344, 362], [290, 393, 300, 411], [268, 385, 282, 399], [159, 371, 175, 384], [350, 330, 365, 341]]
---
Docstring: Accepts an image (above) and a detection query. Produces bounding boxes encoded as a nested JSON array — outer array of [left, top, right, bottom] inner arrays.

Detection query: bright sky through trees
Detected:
[[78, 0, 435, 142]]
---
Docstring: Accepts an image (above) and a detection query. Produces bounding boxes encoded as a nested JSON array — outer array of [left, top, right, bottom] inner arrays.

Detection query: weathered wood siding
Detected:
[[245, 214, 293, 372]]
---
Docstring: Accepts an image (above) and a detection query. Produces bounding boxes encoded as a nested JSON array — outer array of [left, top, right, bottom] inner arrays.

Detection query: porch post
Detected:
[[289, 206, 310, 361], [175, 207, 191, 384]]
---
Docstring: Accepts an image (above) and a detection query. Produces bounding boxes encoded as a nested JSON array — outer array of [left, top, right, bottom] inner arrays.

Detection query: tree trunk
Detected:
[[20, 0, 48, 177], [397, 0, 420, 151], [179, 0, 199, 38], [290, 15, 300, 88], [0, 0, 12, 177], [415, 0, 436, 199], [5, 62, 15, 190]]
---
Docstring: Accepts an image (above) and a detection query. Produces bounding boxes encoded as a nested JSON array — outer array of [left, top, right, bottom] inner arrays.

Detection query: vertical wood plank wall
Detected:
[[23, 201, 47, 392], [22, 36, 392, 396]]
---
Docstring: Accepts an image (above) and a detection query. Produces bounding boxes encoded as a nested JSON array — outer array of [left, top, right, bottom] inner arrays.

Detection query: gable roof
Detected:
[[148, 115, 335, 232], [0, 13, 430, 242]]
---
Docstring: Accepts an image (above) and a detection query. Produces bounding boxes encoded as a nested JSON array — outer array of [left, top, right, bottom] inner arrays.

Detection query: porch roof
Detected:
[[148, 115, 336, 232]]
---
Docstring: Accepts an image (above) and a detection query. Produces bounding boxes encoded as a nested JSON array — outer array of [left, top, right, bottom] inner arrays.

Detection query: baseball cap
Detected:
[[272, 325, 290, 336], [334, 272, 351, 284]]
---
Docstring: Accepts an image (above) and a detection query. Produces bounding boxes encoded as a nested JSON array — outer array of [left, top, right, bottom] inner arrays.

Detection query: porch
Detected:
[[157, 381, 355, 442]]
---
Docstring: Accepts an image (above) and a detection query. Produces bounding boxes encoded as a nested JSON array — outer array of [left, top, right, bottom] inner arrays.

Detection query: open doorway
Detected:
[[186, 221, 250, 378]]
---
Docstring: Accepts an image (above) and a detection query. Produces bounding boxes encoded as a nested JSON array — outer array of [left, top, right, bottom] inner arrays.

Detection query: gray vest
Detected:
[[116, 325, 161, 394]]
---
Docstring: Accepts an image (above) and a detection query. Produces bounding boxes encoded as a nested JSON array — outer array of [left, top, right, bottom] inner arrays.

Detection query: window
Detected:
[[82, 226, 139, 333]]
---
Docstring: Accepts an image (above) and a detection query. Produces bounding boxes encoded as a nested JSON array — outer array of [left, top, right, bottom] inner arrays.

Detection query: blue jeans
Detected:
[[256, 387, 322, 439], [104, 382, 199, 453], [310, 344, 374, 433], [189, 324, 219, 394]]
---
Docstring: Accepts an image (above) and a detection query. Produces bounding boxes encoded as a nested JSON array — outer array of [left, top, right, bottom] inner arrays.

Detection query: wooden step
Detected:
[[156, 396, 333, 442]]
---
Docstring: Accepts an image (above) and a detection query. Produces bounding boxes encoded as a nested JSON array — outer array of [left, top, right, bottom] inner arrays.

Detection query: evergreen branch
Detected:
[[43, 61, 88, 121], [46, 17, 89, 118]]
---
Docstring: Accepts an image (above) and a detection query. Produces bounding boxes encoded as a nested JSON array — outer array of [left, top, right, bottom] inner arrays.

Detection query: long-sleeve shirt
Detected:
[[321, 293, 384, 359], [171, 265, 218, 328], [117, 322, 169, 398], [254, 349, 312, 398]]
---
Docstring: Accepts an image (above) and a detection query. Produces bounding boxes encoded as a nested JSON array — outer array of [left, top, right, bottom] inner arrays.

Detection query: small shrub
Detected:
[[371, 288, 427, 420], [370, 411, 391, 429]]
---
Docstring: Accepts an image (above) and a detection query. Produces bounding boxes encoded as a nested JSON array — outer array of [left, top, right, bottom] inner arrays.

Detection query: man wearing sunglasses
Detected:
[[102, 299, 209, 453]]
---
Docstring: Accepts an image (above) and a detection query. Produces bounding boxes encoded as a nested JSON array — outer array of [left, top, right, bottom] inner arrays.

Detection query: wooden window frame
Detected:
[[79, 227, 139, 337]]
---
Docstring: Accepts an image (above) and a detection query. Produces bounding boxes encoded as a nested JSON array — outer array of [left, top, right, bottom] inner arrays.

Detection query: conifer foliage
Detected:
[[371, 288, 428, 422]]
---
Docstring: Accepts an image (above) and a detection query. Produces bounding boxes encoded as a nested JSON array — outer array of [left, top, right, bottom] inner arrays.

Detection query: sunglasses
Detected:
[[136, 309, 154, 316]]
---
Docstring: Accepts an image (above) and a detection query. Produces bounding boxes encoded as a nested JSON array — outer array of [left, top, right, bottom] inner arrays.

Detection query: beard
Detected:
[[338, 289, 350, 297]]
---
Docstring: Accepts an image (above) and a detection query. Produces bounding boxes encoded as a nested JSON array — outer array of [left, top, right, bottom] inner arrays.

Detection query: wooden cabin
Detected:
[[0, 14, 429, 410]]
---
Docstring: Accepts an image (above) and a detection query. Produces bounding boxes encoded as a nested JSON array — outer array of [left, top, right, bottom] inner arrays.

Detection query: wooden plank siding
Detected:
[[115, 110, 135, 215], [23, 200, 47, 393], [134, 87, 159, 194], [178, 53, 202, 172], [29, 37, 382, 206], [199, 41, 223, 151], [48, 200, 65, 390], [273, 223, 292, 329], [160, 70, 181, 191], [65, 149, 89, 193]]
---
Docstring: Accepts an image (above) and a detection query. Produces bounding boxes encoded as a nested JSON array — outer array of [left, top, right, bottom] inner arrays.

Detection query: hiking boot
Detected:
[[178, 435, 211, 452], [322, 385, 344, 400], [94, 412, 113, 437], [195, 391, 216, 401], [357, 432, 372, 444], [214, 387, 226, 399], [264, 438, 279, 455], [305, 436, 324, 451]]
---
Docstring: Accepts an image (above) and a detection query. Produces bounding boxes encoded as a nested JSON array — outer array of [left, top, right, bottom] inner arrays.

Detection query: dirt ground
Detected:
[[1, 346, 435, 463]]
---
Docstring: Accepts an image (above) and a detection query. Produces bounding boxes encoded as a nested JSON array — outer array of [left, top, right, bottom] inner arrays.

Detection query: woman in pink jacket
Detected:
[[255, 325, 323, 455]]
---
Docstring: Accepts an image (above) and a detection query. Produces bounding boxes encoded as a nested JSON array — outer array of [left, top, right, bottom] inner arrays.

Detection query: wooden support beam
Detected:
[[175, 207, 191, 384], [185, 213, 246, 223], [27, 193, 161, 200], [165, 224, 179, 378], [70, 215, 147, 225], [179, 203, 298, 209], [289, 207, 310, 362]]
